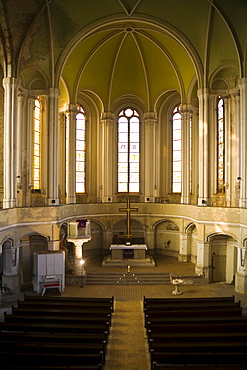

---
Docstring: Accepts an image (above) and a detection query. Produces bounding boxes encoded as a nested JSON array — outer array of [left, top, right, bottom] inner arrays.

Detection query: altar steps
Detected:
[[86, 272, 171, 285]]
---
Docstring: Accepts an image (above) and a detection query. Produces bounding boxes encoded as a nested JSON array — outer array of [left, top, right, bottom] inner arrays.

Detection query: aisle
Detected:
[[105, 301, 150, 370]]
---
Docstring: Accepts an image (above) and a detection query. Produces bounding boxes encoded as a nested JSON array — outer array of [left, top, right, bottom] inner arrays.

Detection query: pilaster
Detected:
[[178, 233, 189, 262], [100, 112, 114, 202], [143, 112, 157, 202], [47, 87, 60, 206], [3, 77, 18, 208], [66, 104, 77, 204], [180, 104, 191, 204], [235, 246, 247, 293], [2, 244, 21, 293], [197, 89, 210, 206], [195, 240, 210, 280], [239, 78, 247, 207]]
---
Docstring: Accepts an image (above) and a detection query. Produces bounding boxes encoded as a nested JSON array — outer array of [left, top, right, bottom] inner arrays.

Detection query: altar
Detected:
[[102, 243, 155, 267], [110, 244, 147, 259], [102, 199, 155, 267]]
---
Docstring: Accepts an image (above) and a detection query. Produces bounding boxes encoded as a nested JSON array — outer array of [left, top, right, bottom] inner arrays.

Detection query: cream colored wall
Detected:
[[0, 203, 246, 252]]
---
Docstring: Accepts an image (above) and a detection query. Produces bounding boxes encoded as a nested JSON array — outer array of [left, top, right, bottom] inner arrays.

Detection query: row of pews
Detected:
[[0, 295, 114, 370], [144, 295, 247, 370]]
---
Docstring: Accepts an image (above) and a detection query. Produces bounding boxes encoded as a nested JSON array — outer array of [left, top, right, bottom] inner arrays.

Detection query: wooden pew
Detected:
[[148, 321, 247, 335], [4, 312, 111, 326], [12, 306, 112, 325], [0, 352, 103, 369], [2, 366, 102, 370], [150, 351, 247, 370], [22, 295, 114, 311], [145, 307, 242, 325], [153, 365, 247, 370], [149, 339, 247, 353], [148, 330, 247, 344], [146, 315, 247, 331], [1, 296, 113, 370], [144, 295, 235, 305], [17, 299, 113, 312], [0, 341, 106, 364], [0, 321, 109, 335], [0, 331, 108, 344], [144, 301, 241, 311]]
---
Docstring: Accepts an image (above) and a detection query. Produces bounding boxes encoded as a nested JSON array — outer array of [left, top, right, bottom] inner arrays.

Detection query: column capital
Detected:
[[143, 111, 157, 126], [100, 111, 114, 123]]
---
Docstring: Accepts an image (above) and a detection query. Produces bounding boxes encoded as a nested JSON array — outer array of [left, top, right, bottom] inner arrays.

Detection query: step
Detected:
[[86, 272, 171, 285]]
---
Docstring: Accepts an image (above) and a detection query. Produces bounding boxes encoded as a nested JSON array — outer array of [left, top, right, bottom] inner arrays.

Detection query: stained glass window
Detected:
[[172, 106, 182, 193], [33, 97, 42, 189], [76, 106, 86, 193], [217, 97, 225, 193], [190, 113, 193, 194], [118, 108, 140, 192]]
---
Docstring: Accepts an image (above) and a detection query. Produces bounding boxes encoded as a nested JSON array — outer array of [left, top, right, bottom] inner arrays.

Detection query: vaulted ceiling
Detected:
[[0, 0, 246, 112]]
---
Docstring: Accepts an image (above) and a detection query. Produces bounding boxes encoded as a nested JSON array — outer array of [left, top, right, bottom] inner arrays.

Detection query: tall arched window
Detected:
[[172, 106, 182, 193], [76, 105, 86, 193], [118, 108, 140, 192], [33, 97, 42, 189], [217, 97, 225, 193]]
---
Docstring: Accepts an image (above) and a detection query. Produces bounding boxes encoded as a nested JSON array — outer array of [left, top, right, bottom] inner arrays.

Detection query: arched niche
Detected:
[[154, 220, 179, 257], [207, 233, 237, 284], [185, 222, 198, 263], [112, 218, 145, 245], [19, 234, 49, 290]]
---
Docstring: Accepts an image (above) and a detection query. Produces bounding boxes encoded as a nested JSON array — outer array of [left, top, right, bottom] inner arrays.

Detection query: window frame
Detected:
[[75, 104, 86, 194], [117, 107, 140, 193], [32, 97, 42, 190], [172, 105, 182, 193], [217, 96, 225, 193]]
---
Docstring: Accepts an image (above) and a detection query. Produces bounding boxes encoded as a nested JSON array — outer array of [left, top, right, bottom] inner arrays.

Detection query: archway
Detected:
[[185, 223, 197, 263], [112, 218, 145, 245], [19, 234, 49, 290], [155, 220, 179, 257], [207, 234, 237, 284]]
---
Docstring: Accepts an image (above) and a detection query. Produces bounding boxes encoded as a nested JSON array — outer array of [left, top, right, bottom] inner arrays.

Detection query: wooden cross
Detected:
[[119, 198, 138, 239]]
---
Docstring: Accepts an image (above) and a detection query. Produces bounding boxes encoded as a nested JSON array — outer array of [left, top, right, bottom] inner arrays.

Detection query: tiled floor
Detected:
[[1, 255, 247, 370]]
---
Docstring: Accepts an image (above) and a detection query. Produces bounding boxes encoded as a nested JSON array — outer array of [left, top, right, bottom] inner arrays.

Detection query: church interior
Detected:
[[0, 1, 247, 368]]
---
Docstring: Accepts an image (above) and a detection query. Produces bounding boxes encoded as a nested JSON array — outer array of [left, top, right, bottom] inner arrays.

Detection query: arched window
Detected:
[[33, 97, 42, 189], [76, 105, 86, 193], [118, 108, 140, 192], [217, 97, 225, 193], [172, 106, 182, 193]]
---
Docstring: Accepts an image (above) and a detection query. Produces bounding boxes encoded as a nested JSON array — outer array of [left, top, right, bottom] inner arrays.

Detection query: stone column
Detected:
[[180, 105, 191, 204], [197, 89, 210, 206], [48, 240, 60, 251], [100, 112, 114, 202], [224, 95, 231, 206], [16, 89, 25, 207], [2, 243, 21, 293], [66, 104, 77, 204], [239, 78, 247, 207], [235, 246, 247, 293], [196, 240, 210, 280], [145, 228, 155, 254], [143, 112, 157, 202], [233, 93, 241, 207], [2, 77, 18, 208], [179, 233, 189, 262], [47, 87, 59, 206]]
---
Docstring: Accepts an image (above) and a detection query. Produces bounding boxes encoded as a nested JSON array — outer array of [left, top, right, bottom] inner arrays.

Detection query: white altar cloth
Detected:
[[110, 244, 148, 250]]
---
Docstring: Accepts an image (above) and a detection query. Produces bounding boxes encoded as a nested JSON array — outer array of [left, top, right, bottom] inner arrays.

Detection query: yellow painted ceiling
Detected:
[[0, 0, 245, 111]]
